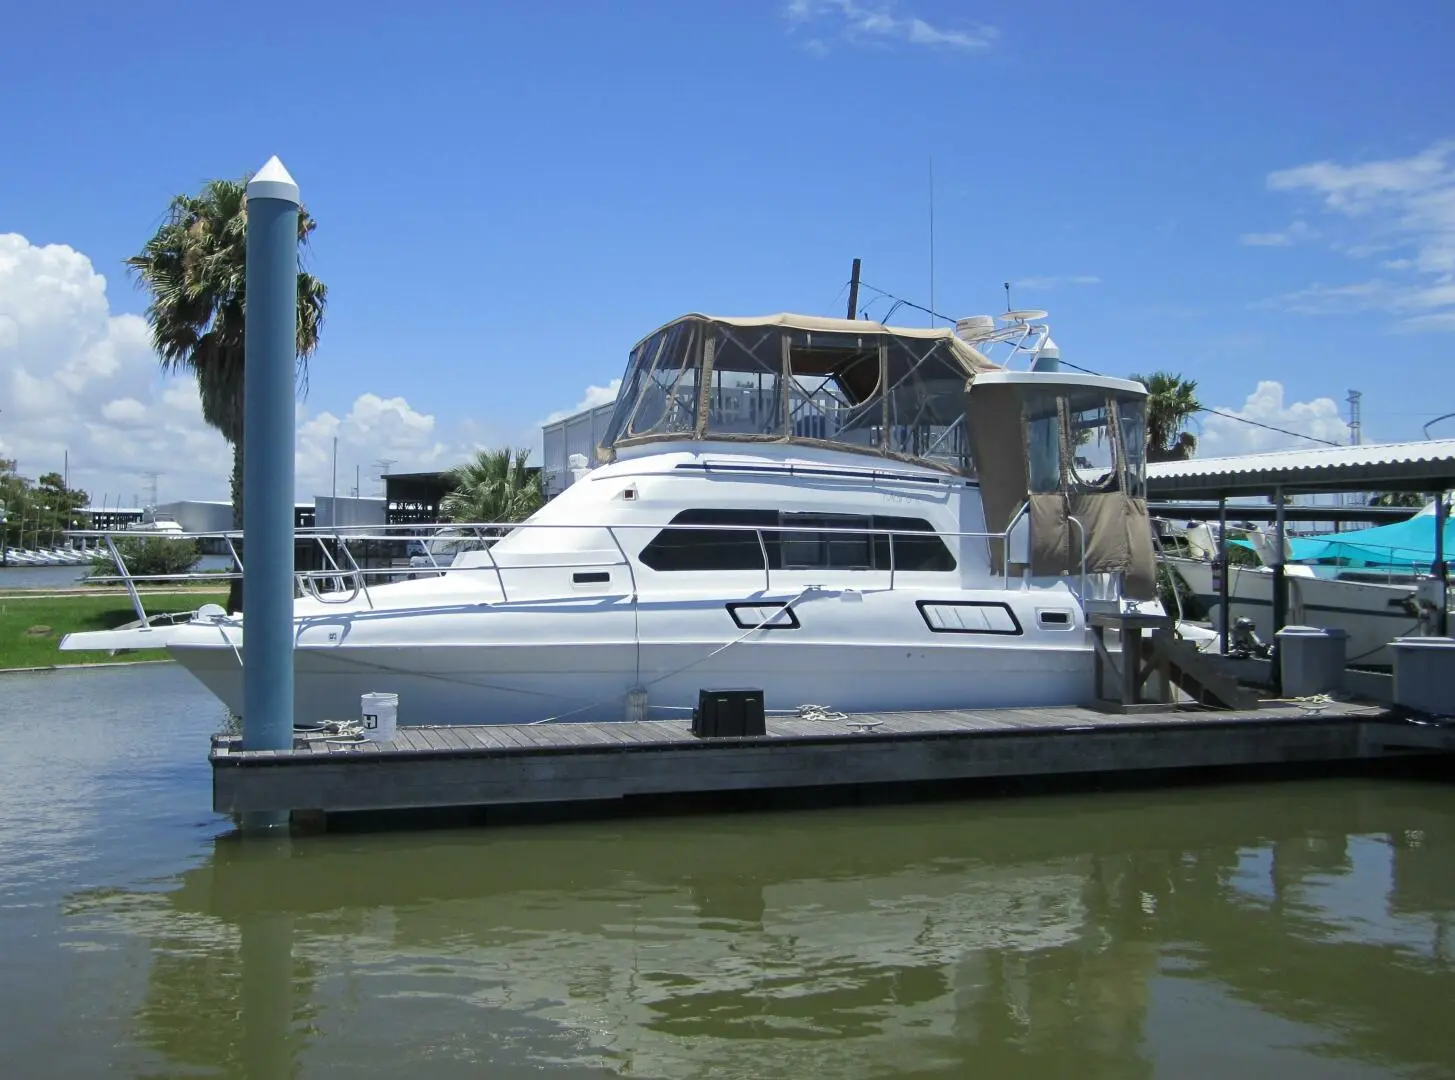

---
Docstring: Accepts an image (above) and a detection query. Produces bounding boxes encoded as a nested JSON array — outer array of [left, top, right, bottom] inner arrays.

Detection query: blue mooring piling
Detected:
[[240, 157, 300, 810]]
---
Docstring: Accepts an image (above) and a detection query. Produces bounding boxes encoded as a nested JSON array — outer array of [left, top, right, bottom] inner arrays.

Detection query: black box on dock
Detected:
[[692, 688, 766, 738]]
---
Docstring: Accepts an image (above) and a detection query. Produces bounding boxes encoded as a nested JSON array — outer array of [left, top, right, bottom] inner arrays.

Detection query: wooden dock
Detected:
[[209, 700, 1453, 820]]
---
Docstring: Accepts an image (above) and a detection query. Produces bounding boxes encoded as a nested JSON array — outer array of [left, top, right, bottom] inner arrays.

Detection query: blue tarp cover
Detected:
[[1234, 506, 1451, 570]]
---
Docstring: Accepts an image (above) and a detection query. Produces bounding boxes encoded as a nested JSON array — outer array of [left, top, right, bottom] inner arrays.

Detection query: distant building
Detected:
[[381, 468, 541, 527], [155, 500, 234, 533], [86, 507, 146, 531], [312, 497, 388, 529], [381, 471, 457, 525], [541, 400, 616, 498]]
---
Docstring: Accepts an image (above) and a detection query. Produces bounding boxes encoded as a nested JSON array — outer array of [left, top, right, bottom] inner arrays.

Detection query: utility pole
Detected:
[[1345, 390, 1364, 511], [846, 258, 861, 320], [373, 459, 396, 498]]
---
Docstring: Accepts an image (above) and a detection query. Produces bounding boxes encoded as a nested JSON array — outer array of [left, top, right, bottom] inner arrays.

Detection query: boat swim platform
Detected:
[[210, 700, 1455, 821]]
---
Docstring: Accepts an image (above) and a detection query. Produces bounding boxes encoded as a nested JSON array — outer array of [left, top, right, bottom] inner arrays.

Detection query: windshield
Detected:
[[601, 315, 993, 473]]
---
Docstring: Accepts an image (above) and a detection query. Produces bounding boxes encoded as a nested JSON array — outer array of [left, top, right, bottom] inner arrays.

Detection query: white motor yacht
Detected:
[[133, 510, 187, 536], [61, 311, 1163, 725]]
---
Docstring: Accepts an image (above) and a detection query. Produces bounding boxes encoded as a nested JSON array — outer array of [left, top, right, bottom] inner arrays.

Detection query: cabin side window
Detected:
[[638, 510, 955, 572], [637, 509, 780, 572]]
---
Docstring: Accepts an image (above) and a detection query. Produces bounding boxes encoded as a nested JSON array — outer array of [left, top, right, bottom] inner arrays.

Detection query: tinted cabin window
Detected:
[[638, 509, 779, 571], [781, 513, 872, 569], [873, 515, 957, 572], [639, 510, 955, 572]]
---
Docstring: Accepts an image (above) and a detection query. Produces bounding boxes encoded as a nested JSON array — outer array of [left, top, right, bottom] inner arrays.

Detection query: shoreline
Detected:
[[0, 586, 228, 598], [1, 589, 227, 672], [0, 658, 177, 674]]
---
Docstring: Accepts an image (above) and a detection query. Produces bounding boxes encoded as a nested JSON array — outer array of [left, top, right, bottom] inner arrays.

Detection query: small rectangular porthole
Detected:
[[572, 571, 610, 585], [727, 602, 801, 630], [917, 601, 1022, 636], [1037, 609, 1074, 629]]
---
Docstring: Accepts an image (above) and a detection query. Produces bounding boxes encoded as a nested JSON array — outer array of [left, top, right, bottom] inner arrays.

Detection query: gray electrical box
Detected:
[[1392, 637, 1455, 716], [1276, 625, 1348, 697]]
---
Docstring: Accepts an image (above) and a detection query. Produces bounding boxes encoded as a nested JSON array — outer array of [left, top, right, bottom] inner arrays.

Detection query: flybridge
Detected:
[[599, 313, 1000, 474]]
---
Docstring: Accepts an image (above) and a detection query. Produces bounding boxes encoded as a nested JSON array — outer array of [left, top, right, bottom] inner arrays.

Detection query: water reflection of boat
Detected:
[[65, 785, 1455, 1079]]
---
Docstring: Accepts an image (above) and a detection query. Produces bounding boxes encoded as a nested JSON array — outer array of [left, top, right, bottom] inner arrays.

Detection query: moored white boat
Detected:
[[1161, 555, 1425, 667], [62, 310, 1167, 725]]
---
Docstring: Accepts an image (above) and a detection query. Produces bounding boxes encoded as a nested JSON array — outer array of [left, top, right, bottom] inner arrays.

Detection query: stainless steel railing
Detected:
[[67, 507, 1090, 628]]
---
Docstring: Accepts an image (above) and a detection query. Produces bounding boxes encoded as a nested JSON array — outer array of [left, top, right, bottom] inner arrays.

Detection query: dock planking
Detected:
[[207, 698, 1454, 820]]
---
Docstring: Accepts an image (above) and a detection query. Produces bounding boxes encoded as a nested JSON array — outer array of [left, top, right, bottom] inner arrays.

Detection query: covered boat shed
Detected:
[[1146, 439, 1455, 646]]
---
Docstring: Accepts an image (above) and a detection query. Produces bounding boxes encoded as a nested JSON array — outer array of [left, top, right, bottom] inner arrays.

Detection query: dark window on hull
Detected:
[[637, 508, 779, 572], [638, 509, 955, 573]]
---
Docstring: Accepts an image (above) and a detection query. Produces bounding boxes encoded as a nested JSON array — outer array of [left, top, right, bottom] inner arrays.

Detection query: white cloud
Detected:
[[784, 0, 995, 54], [294, 393, 453, 498], [1198, 381, 1350, 457], [540, 378, 621, 426], [1396, 312, 1455, 334], [0, 232, 473, 508], [1239, 220, 1317, 247], [99, 397, 149, 426], [1012, 275, 1101, 290], [1255, 274, 1455, 332], [1250, 140, 1455, 331]]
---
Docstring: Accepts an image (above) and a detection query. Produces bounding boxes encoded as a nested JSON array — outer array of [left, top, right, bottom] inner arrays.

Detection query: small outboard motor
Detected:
[[1229, 616, 1273, 660]]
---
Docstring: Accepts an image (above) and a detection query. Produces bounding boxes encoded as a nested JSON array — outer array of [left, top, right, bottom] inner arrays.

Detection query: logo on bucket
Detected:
[[364, 713, 379, 731]]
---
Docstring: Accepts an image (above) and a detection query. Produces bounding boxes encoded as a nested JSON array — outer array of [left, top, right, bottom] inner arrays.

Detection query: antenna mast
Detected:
[[928, 156, 936, 327], [1346, 390, 1362, 446]]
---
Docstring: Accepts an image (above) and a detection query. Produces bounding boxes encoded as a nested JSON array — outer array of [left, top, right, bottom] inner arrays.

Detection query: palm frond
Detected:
[[128, 173, 327, 443], [441, 448, 544, 525]]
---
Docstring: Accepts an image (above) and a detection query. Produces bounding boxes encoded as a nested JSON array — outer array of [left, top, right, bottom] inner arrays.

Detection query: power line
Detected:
[[852, 280, 1346, 448], [856, 282, 959, 325], [1196, 407, 1343, 447]]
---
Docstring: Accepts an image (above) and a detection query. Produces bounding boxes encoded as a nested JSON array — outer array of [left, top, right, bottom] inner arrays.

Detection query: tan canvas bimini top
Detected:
[[601, 311, 1004, 473], [630, 312, 1002, 377]]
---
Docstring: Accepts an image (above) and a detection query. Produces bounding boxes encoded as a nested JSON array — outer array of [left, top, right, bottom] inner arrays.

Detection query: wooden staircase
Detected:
[[1142, 631, 1260, 710]]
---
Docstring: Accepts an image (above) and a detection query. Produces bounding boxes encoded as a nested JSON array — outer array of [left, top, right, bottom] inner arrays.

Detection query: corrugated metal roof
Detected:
[[1146, 439, 1455, 497]]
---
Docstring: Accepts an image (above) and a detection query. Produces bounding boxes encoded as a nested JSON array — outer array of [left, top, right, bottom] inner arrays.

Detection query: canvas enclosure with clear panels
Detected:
[[599, 314, 999, 473], [968, 374, 1157, 599]]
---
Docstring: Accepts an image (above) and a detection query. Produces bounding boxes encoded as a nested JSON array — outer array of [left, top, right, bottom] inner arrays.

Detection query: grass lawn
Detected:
[[0, 592, 229, 670]]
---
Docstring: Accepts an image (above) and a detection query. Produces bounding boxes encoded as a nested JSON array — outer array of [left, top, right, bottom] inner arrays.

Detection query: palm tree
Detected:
[[1129, 372, 1201, 463], [1368, 491, 1426, 509], [441, 448, 544, 525], [127, 176, 327, 611]]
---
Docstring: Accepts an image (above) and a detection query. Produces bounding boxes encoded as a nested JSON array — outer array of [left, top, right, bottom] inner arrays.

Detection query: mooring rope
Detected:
[[293, 718, 368, 745]]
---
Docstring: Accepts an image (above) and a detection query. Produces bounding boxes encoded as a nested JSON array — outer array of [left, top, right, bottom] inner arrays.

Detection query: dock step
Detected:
[[1145, 632, 1261, 710]]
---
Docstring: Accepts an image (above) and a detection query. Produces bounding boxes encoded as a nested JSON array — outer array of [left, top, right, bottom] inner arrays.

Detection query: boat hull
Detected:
[[1165, 558, 1421, 667], [168, 638, 1095, 726], [164, 586, 1098, 726]]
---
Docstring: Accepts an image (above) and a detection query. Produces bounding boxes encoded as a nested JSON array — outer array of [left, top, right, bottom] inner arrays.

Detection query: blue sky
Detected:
[[1, 0, 1452, 501]]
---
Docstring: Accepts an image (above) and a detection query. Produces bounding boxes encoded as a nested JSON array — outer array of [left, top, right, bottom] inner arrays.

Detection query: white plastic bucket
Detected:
[[360, 692, 399, 742]]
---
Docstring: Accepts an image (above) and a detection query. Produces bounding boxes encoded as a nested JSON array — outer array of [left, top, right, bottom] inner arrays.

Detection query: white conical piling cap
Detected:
[[247, 155, 300, 205]]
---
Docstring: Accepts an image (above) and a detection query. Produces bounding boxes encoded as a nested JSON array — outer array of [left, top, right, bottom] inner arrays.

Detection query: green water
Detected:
[[1, 666, 1452, 1078]]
